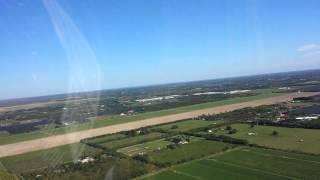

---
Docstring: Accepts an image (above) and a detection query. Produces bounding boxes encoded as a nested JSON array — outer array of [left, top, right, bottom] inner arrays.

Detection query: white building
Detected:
[[78, 157, 94, 164], [247, 132, 256, 136], [296, 116, 318, 121]]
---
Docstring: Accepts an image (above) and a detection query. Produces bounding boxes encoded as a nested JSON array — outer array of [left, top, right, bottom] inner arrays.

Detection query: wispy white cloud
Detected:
[[297, 43, 320, 54]]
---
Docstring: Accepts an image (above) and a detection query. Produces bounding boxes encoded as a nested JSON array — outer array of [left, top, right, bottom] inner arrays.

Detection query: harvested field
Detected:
[[0, 92, 318, 158]]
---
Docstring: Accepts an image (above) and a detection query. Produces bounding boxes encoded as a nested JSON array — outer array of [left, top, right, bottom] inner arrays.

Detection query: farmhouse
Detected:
[[276, 112, 288, 121]]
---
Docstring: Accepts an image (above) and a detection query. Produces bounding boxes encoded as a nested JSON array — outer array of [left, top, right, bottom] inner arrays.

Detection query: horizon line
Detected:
[[1, 68, 319, 102]]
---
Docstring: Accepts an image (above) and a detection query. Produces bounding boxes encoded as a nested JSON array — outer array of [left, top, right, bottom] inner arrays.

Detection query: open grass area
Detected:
[[0, 163, 18, 180], [288, 101, 319, 108], [23, 157, 157, 180], [118, 138, 172, 156], [211, 147, 320, 179], [83, 133, 126, 145], [147, 140, 231, 165], [141, 170, 196, 180], [223, 124, 320, 154], [151, 120, 214, 133], [141, 147, 320, 180], [99, 132, 166, 150], [0, 143, 101, 174], [0, 92, 281, 145]]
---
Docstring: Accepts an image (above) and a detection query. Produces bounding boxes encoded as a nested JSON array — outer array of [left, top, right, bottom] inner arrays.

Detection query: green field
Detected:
[[222, 124, 320, 154], [99, 132, 166, 149], [147, 140, 231, 165], [0, 92, 281, 145], [0, 143, 101, 174], [118, 139, 172, 156], [0, 163, 18, 180], [83, 133, 127, 144], [151, 120, 214, 133], [141, 147, 320, 180], [23, 157, 156, 180]]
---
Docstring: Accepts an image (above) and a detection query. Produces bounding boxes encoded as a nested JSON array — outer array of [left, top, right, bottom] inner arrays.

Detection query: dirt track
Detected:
[[0, 92, 319, 158]]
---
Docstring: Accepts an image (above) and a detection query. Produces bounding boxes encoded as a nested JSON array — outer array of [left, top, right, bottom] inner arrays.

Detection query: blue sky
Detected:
[[1, 0, 320, 99]]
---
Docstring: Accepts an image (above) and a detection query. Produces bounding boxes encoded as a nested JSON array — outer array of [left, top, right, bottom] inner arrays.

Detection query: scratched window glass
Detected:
[[0, 0, 320, 179]]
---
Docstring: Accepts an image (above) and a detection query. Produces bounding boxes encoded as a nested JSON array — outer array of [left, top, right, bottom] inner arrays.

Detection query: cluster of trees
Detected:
[[225, 125, 237, 134], [124, 127, 150, 136], [205, 135, 248, 145], [257, 119, 320, 129], [171, 125, 179, 129], [272, 130, 278, 136], [0, 119, 52, 134]]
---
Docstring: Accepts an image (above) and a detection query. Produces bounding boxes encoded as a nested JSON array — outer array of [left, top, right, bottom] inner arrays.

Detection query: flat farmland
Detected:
[[0, 164, 18, 180], [141, 147, 320, 180], [0, 92, 318, 158], [0, 91, 281, 146], [117, 139, 172, 156], [98, 132, 166, 150], [150, 120, 214, 133], [0, 143, 101, 174], [83, 133, 126, 145], [147, 140, 230, 165], [225, 124, 320, 154]]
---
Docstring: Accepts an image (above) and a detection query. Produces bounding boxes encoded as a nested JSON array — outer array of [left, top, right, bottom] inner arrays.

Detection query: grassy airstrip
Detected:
[[0, 91, 280, 145], [141, 147, 320, 180]]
